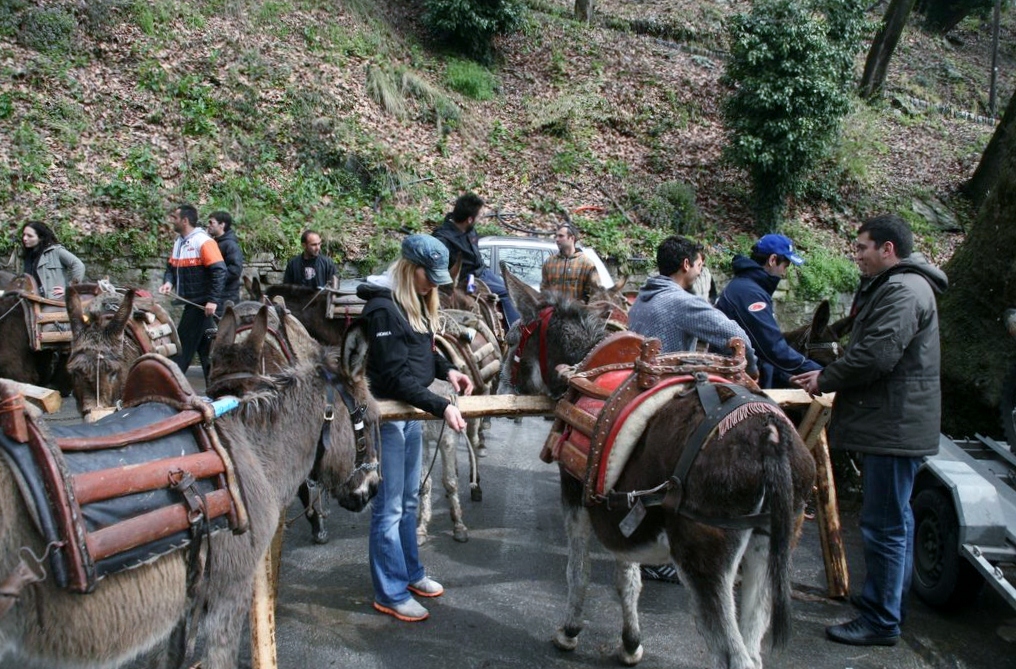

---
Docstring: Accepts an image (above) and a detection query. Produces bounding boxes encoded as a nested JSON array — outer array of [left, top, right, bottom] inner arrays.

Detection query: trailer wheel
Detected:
[[912, 487, 984, 608]]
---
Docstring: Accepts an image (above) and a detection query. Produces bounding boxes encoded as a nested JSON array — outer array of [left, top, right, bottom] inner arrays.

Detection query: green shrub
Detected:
[[423, 0, 526, 64], [721, 0, 865, 231], [0, 0, 27, 38], [444, 59, 498, 100], [794, 246, 859, 301], [17, 6, 77, 55], [640, 180, 700, 236]]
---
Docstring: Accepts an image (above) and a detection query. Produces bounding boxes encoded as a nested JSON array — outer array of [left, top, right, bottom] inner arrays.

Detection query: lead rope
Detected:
[[419, 393, 460, 494], [0, 297, 24, 324]]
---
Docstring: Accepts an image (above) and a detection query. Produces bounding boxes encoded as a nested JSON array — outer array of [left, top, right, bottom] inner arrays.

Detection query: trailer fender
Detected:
[[915, 458, 1007, 547]]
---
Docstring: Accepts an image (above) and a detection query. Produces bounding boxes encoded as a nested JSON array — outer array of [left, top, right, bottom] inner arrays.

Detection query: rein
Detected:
[[0, 297, 25, 325], [510, 306, 554, 389], [792, 324, 840, 359]]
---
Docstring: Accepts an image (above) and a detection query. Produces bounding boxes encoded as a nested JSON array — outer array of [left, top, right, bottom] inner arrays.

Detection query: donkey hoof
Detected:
[[553, 629, 579, 652], [470, 487, 483, 502], [416, 530, 430, 546], [476, 446, 488, 458], [617, 644, 644, 666], [453, 527, 468, 543], [310, 516, 329, 544]]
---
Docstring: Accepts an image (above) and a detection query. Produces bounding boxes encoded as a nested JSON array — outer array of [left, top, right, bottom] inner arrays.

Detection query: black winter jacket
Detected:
[[819, 255, 948, 457], [215, 229, 244, 305], [357, 282, 455, 418], [432, 216, 484, 280]]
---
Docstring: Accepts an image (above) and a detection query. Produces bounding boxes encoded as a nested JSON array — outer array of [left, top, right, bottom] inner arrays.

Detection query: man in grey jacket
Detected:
[[629, 235, 757, 374], [627, 234, 757, 584], [792, 214, 948, 647]]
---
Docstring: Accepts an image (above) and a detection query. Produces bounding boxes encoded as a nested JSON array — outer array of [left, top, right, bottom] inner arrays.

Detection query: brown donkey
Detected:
[[501, 269, 815, 669]]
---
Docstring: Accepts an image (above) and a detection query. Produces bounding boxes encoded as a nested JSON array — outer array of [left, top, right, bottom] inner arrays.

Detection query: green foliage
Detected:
[[639, 180, 701, 236], [91, 146, 165, 224], [17, 5, 77, 55], [423, 0, 527, 64], [529, 91, 609, 139], [444, 59, 498, 100], [366, 65, 407, 118], [794, 246, 859, 301], [8, 121, 51, 195], [721, 0, 866, 231]]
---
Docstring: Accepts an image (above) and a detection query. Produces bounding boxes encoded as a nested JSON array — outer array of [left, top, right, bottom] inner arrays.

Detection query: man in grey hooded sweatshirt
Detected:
[[629, 235, 758, 373], [626, 234, 758, 583]]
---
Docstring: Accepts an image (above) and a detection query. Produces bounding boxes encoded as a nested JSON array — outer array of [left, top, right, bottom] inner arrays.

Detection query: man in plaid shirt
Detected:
[[540, 223, 600, 302]]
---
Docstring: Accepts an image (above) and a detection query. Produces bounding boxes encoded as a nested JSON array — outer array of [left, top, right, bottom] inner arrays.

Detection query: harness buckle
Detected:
[[323, 404, 335, 421]]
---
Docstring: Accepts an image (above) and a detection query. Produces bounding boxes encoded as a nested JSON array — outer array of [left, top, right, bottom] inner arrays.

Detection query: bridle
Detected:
[[791, 324, 840, 359], [510, 306, 554, 390], [320, 368, 380, 487]]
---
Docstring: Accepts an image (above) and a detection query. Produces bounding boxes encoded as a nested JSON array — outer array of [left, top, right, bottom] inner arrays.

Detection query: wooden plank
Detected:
[[809, 430, 849, 598], [764, 388, 834, 409], [250, 521, 283, 669], [377, 394, 558, 421], [37, 312, 70, 324], [4, 380, 62, 413], [39, 331, 72, 344]]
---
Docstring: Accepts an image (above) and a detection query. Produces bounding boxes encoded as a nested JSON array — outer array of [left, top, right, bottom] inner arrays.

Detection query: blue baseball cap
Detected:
[[755, 234, 804, 265], [402, 234, 452, 286]]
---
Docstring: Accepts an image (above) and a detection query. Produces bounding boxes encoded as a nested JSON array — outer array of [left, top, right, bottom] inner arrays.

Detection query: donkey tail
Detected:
[[761, 414, 795, 649]]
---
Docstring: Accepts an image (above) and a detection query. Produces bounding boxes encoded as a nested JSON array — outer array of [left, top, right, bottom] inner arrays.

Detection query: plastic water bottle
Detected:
[[466, 273, 476, 294]]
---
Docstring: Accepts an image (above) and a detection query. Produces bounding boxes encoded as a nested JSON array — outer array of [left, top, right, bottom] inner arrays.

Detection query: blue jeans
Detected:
[[479, 267, 520, 327], [857, 453, 921, 635], [369, 420, 425, 606]]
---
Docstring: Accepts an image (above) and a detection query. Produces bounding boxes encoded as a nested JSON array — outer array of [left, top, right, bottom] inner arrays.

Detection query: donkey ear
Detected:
[[449, 255, 462, 285], [247, 305, 270, 359], [811, 300, 830, 334], [108, 289, 135, 337], [614, 274, 628, 292], [67, 285, 86, 338], [246, 275, 263, 301], [501, 261, 541, 323], [341, 319, 370, 380], [216, 307, 239, 347]]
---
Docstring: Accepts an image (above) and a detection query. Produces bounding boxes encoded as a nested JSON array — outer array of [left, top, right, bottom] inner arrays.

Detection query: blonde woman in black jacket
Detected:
[[357, 234, 473, 622]]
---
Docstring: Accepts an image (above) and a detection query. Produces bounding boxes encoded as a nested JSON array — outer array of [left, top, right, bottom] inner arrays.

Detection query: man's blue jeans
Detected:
[[369, 420, 425, 606], [478, 267, 520, 326], [857, 453, 922, 636]]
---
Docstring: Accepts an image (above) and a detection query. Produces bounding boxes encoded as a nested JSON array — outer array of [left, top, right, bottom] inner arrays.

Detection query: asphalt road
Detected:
[[37, 379, 1016, 669]]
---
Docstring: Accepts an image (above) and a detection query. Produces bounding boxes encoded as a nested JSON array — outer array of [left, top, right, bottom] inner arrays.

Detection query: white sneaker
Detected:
[[373, 597, 429, 622], [408, 576, 444, 598]]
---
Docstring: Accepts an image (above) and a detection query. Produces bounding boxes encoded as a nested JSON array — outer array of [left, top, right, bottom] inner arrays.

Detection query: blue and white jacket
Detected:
[[715, 255, 821, 388]]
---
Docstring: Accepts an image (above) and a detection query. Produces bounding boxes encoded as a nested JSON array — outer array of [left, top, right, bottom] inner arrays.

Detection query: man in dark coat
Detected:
[[792, 214, 948, 647], [716, 233, 822, 388], [206, 210, 244, 312], [431, 193, 520, 326], [283, 229, 336, 288]]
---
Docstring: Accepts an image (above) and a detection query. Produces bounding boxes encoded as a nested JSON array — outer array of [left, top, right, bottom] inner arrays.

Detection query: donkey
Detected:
[[783, 300, 854, 367], [0, 315, 378, 669], [218, 300, 333, 544], [502, 271, 815, 669], [0, 290, 72, 393], [65, 287, 180, 422], [417, 308, 502, 544]]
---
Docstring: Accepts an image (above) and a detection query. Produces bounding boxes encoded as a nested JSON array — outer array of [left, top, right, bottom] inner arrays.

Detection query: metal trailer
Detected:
[[911, 433, 1016, 610]]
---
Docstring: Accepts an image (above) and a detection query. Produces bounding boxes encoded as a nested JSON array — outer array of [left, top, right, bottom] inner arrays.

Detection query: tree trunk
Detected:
[[940, 126, 1016, 438], [575, 0, 593, 23], [859, 0, 917, 99], [961, 89, 1016, 209]]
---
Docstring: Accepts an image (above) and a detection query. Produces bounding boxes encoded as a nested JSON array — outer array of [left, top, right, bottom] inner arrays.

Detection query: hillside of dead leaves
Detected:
[[1, 0, 1013, 267]]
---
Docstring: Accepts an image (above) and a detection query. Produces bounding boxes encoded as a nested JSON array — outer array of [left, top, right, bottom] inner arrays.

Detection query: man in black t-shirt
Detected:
[[283, 229, 337, 288]]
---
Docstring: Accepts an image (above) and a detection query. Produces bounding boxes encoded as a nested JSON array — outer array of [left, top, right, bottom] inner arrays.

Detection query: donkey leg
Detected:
[[466, 417, 483, 502], [678, 534, 755, 669], [554, 488, 592, 652], [614, 560, 645, 666], [738, 534, 772, 669], [417, 425, 436, 545], [439, 427, 469, 543], [470, 414, 487, 457]]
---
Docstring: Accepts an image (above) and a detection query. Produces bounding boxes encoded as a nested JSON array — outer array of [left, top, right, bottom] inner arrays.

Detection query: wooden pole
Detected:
[[377, 394, 558, 421], [250, 520, 285, 669], [811, 430, 849, 598]]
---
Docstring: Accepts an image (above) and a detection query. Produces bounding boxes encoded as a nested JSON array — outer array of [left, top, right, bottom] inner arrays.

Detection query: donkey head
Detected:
[[66, 287, 137, 422], [316, 319, 379, 511], [502, 263, 608, 398], [206, 305, 270, 397], [786, 299, 852, 366]]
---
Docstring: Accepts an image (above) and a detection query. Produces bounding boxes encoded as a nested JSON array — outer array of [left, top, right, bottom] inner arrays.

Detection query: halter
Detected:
[[792, 324, 840, 359], [320, 369, 380, 486], [510, 306, 554, 389]]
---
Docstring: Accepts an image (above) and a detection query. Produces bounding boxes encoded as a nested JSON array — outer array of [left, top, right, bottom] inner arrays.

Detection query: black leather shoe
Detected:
[[826, 618, 899, 647]]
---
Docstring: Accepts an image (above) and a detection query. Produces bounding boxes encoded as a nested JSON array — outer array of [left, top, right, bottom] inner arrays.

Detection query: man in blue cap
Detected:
[[715, 233, 822, 388]]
